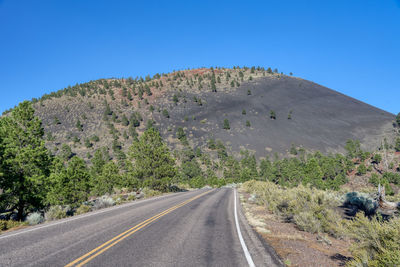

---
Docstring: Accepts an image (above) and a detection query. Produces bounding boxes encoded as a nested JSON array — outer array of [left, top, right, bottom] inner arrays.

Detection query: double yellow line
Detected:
[[65, 190, 213, 267]]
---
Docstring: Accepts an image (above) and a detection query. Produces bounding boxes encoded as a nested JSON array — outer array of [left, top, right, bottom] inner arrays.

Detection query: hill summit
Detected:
[[19, 66, 395, 160]]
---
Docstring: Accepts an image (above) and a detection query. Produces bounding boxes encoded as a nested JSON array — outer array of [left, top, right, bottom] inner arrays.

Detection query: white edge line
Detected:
[[0, 190, 196, 240], [234, 188, 256, 267]]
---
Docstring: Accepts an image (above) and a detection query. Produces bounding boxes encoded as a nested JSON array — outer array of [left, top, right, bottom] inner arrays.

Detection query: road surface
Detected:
[[0, 188, 282, 266]]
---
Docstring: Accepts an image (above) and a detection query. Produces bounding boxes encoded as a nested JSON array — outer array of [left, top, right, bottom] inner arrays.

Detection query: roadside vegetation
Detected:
[[1, 67, 400, 266], [0, 102, 186, 230], [242, 180, 400, 266]]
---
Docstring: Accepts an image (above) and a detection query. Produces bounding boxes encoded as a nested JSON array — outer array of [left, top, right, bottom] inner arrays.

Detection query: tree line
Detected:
[[0, 102, 177, 220], [2, 101, 395, 221]]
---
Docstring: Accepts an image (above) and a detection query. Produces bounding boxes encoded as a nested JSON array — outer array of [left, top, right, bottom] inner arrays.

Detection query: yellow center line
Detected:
[[65, 190, 213, 267]]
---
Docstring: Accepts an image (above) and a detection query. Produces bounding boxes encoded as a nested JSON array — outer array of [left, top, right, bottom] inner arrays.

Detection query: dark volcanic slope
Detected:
[[154, 76, 395, 157], [30, 68, 395, 159]]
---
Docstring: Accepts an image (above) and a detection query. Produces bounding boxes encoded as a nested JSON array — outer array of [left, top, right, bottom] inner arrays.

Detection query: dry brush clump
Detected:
[[0, 220, 27, 232], [242, 180, 400, 266], [344, 213, 400, 267], [242, 180, 344, 237]]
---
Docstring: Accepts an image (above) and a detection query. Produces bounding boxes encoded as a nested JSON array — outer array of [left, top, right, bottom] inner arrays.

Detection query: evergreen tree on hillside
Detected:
[[121, 114, 129, 126], [0, 101, 51, 219], [90, 148, 108, 176], [92, 161, 121, 196], [129, 128, 177, 191], [397, 112, 400, 126], [223, 119, 230, 130], [270, 110, 276, 120], [46, 156, 90, 207], [395, 137, 400, 152]]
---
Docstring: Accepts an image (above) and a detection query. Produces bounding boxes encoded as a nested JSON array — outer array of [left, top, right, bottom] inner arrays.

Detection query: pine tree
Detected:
[[127, 91, 133, 101], [128, 128, 177, 191], [0, 101, 51, 219], [173, 94, 179, 104], [288, 110, 293, 120], [92, 161, 121, 196], [162, 109, 170, 118], [76, 119, 83, 131], [395, 137, 400, 152], [397, 113, 400, 126], [121, 114, 129, 126], [91, 149, 107, 176], [270, 110, 276, 120], [61, 144, 73, 161], [223, 119, 230, 130], [47, 156, 90, 206]]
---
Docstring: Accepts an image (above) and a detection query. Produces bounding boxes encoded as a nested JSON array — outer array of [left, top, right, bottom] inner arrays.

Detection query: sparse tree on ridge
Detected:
[[270, 110, 276, 120], [223, 119, 230, 130]]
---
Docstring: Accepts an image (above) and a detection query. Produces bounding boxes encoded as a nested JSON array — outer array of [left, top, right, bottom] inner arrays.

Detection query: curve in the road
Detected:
[[65, 190, 213, 267]]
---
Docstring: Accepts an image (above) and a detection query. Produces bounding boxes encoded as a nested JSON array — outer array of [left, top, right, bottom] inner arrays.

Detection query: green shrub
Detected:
[[142, 187, 162, 198], [345, 213, 400, 267], [45, 206, 69, 221], [75, 204, 91, 215], [242, 180, 344, 237], [0, 221, 6, 231], [0, 220, 27, 231], [127, 194, 136, 201]]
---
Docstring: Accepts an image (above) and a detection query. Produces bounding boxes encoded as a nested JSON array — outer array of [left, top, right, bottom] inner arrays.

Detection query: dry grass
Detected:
[[344, 213, 400, 267], [242, 180, 400, 266], [242, 180, 344, 237]]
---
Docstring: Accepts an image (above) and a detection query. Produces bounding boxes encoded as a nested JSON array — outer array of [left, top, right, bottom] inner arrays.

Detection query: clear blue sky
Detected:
[[0, 0, 399, 114]]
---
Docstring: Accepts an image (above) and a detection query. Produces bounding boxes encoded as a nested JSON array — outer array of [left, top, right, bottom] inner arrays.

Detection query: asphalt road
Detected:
[[0, 188, 282, 267]]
